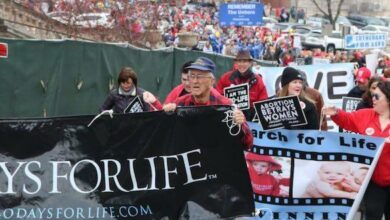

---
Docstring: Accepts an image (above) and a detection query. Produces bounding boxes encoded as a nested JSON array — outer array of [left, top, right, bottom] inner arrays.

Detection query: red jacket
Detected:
[[216, 70, 268, 110], [164, 84, 189, 104], [175, 89, 253, 150], [332, 109, 390, 187]]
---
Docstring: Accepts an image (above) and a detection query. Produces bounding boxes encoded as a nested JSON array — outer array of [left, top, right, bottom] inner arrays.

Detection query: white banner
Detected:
[[253, 63, 356, 131]]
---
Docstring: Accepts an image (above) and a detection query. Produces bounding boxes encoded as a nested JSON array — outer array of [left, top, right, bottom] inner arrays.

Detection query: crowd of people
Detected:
[[14, 0, 390, 68], [99, 48, 390, 219]]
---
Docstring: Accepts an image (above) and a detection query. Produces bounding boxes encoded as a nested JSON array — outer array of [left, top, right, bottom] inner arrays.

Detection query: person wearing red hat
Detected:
[[216, 50, 268, 121], [245, 152, 283, 196], [347, 66, 371, 98]]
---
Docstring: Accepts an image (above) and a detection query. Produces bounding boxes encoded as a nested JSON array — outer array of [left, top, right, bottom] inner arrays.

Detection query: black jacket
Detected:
[[290, 99, 319, 130], [347, 86, 365, 98], [100, 87, 150, 113]]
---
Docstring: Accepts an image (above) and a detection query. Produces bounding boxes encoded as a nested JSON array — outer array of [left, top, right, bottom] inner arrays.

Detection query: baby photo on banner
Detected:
[[247, 122, 385, 220]]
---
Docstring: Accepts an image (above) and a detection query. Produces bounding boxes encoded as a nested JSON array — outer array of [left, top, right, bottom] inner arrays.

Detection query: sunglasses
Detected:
[[372, 93, 380, 100]]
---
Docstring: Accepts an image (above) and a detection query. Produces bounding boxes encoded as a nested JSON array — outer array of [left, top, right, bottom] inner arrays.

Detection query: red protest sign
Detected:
[[0, 43, 8, 58]]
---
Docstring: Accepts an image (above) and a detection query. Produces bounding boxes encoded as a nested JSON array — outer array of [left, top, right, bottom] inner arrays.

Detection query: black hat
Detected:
[[281, 67, 304, 87]]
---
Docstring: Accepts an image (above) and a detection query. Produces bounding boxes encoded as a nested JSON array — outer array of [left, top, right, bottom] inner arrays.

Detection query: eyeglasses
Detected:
[[188, 73, 212, 80], [372, 93, 380, 100]]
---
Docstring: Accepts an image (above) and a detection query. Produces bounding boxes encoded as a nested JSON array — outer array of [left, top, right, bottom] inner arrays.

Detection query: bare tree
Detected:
[[310, 0, 345, 29]]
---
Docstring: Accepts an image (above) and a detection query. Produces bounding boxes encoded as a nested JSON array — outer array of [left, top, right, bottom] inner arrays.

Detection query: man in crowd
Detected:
[[347, 65, 371, 98], [164, 61, 193, 104], [163, 57, 253, 149], [216, 50, 268, 121]]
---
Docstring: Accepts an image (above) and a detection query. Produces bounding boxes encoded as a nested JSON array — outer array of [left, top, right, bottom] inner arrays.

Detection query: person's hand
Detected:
[[322, 106, 338, 116], [233, 109, 246, 125], [163, 103, 177, 112], [143, 91, 157, 104]]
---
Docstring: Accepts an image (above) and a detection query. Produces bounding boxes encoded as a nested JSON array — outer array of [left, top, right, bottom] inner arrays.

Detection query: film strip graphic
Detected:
[[254, 195, 354, 206], [256, 210, 348, 220], [251, 145, 373, 165]]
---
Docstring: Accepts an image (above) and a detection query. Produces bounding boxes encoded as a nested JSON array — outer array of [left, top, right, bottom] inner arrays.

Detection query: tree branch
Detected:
[[334, 0, 345, 22], [327, 0, 333, 23], [311, 0, 328, 17]]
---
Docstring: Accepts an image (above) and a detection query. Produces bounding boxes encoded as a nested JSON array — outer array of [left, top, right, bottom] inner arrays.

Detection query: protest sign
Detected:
[[345, 34, 387, 50], [365, 53, 378, 76], [248, 122, 385, 220], [342, 97, 361, 112], [0, 107, 254, 219], [295, 58, 305, 66], [253, 96, 307, 130], [339, 97, 362, 133], [312, 58, 331, 65], [219, 3, 264, 26], [123, 96, 143, 113], [224, 83, 250, 110]]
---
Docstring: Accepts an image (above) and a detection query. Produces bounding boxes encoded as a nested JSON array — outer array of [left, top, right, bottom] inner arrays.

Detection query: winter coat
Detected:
[[331, 109, 390, 187]]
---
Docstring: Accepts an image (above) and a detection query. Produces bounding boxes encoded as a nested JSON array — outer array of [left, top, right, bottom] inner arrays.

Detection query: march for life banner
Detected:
[[0, 107, 254, 220], [248, 122, 385, 220]]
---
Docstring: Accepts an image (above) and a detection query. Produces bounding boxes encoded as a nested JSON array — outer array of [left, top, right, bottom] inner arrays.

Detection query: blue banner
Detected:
[[219, 3, 263, 26], [344, 34, 387, 50], [247, 122, 385, 220]]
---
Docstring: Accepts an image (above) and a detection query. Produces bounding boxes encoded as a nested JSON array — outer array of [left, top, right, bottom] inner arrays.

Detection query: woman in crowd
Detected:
[[356, 76, 384, 110], [323, 81, 390, 220], [100, 67, 162, 113], [277, 67, 319, 129]]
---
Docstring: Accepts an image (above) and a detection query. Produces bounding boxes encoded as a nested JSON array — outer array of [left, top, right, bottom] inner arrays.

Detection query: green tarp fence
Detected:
[[0, 38, 276, 118]]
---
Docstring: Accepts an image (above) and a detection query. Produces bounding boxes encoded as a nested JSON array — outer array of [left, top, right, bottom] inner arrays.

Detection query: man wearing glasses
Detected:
[[163, 57, 253, 149]]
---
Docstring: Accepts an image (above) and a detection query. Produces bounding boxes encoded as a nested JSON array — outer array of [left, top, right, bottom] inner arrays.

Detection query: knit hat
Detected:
[[281, 67, 304, 87]]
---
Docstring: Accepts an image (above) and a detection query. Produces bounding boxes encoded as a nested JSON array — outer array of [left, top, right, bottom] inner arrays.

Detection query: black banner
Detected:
[[0, 107, 254, 219]]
